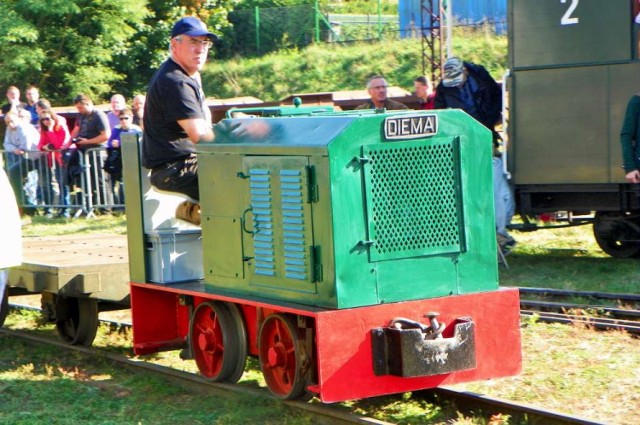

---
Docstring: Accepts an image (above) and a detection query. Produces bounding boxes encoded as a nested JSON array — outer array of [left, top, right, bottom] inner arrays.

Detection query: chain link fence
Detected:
[[2, 147, 123, 218], [221, 1, 505, 57], [222, 4, 401, 57]]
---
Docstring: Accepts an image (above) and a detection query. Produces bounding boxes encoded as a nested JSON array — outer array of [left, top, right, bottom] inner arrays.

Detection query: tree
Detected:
[[0, 0, 235, 105], [111, 0, 237, 96], [0, 0, 148, 104]]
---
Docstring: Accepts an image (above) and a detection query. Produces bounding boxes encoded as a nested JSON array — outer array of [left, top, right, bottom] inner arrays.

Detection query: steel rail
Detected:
[[0, 326, 391, 425], [520, 299, 640, 321], [428, 387, 605, 425], [521, 310, 640, 334], [516, 287, 640, 303]]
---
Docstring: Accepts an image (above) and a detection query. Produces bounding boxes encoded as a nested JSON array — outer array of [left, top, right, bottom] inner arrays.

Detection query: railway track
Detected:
[[0, 325, 390, 425], [517, 287, 640, 305], [517, 286, 640, 334], [3, 303, 609, 424], [426, 388, 604, 425]]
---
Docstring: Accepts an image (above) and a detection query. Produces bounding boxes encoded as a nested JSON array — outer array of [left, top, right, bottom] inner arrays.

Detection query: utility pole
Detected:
[[420, 0, 447, 83]]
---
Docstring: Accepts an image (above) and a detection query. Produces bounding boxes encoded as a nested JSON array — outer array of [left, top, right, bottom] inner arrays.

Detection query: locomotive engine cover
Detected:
[[197, 109, 497, 309]]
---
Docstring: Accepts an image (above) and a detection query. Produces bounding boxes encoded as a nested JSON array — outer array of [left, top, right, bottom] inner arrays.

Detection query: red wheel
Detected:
[[258, 314, 307, 400], [190, 301, 244, 382]]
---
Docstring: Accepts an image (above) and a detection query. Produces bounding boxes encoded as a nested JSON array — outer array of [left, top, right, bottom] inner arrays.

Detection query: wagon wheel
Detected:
[[55, 296, 99, 346], [189, 301, 246, 382], [0, 284, 8, 327], [258, 314, 307, 400], [593, 212, 640, 259]]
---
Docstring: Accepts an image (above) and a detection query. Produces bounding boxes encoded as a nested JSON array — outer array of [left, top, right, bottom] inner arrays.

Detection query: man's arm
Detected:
[[178, 117, 214, 144], [70, 124, 79, 138], [78, 130, 109, 146], [76, 111, 111, 146]]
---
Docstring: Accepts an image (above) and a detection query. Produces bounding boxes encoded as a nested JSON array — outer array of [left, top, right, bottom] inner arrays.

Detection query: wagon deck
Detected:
[[9, 234, 130, 302]]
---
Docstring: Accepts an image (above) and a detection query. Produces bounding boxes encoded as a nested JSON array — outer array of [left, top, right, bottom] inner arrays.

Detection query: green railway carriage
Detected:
[[507, 0, 640, 257], [122, 107, 522, 402]]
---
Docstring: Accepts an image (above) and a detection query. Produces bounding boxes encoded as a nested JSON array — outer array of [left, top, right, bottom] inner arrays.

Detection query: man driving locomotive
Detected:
[[141, 16, 218, 225]]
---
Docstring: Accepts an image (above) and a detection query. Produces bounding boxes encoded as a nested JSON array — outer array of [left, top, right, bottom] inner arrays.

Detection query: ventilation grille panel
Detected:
[[362, 138, 464, 261]]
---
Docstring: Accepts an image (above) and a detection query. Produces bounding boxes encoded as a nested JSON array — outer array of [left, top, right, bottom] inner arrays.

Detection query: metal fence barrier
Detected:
[[1, 146, 124, 218]]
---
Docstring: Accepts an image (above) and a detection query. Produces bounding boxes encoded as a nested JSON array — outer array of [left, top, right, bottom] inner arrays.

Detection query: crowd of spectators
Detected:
[[1, 86, 145, 218]]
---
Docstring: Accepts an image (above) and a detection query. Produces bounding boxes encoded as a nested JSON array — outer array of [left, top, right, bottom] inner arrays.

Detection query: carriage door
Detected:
[[242, 156, 318, 295]]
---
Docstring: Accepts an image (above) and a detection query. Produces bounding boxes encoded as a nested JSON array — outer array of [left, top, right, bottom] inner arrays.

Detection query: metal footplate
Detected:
[[371, 315, 476, 377]]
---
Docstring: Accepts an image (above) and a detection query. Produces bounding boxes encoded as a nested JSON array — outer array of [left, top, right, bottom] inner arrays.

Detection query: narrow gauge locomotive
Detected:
[[507, 0, 640, 257], [121, 105, 521, 402]]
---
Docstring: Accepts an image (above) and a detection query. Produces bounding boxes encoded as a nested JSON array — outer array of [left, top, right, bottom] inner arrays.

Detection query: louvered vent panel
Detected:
[[249, 168, 275, 276], [280, 169, 309, 281]]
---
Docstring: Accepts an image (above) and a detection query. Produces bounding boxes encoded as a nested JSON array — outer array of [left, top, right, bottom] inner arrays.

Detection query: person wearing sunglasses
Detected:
[[105, 108, 141, 207], [3, 110, 40, 215], [38, 110, 71, 218]]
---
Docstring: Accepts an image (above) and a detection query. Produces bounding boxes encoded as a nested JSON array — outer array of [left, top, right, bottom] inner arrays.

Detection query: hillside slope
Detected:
[[202, 28, 507, 102]]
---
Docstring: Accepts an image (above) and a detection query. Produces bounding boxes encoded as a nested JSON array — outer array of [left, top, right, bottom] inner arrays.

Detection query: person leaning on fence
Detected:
[[355, 75, 409, 111], [38, 109, 72, 219], [3, 110, 40, 215], [70, 93, 112, 212], [105, 108, 142, 206], [142, 16, 219, 225], [434, 57, 516, 255], [17, 108, 54, 216]]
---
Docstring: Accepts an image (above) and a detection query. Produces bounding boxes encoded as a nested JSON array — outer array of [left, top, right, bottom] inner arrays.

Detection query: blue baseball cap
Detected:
[[171, 16, 219, 41]]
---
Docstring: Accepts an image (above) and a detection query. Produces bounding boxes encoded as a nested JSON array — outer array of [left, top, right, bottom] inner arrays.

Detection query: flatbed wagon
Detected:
[[3, 234, 129, 345]]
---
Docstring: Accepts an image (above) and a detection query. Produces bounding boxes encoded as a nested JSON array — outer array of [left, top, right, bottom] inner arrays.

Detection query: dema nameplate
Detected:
[[384, 114, 438, 141]]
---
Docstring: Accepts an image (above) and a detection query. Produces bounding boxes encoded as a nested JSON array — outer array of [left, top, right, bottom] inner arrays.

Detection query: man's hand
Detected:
[[228, 119, 271, 139], [625, 169, 640, 183]]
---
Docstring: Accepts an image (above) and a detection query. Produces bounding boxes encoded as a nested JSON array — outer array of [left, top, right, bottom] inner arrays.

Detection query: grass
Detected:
[[21, 214, 127, 237], [203, 26, 508, 101], [4, 305, 640, 424], [0, 330, 312, 425], [502, 223, 640, 294], [7, 214, 639, 424], [451, 317, 640, 425]]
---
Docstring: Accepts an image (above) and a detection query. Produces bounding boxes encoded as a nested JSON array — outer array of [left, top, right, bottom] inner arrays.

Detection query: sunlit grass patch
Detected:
[[22, 214, 127, 237], [452, 321, 640, 424]]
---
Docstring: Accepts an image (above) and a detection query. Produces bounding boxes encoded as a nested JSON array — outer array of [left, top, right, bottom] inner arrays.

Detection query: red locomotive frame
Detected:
[[131, 282, 521, 402]]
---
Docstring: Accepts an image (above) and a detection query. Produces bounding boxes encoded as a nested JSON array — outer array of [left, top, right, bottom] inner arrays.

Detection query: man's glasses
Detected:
[[119, 116, 131, 121], [176, 37, 213, 49]]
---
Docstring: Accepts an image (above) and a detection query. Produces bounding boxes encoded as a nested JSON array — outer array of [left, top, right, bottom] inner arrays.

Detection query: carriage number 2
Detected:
[[560, 0, 579, 25]]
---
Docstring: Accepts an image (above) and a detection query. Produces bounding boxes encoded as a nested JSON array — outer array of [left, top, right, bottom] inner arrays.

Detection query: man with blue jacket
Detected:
[[434, 57, 516, 254]]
